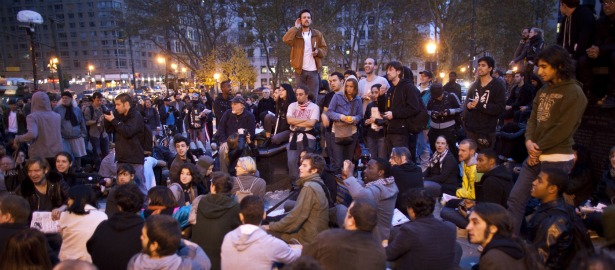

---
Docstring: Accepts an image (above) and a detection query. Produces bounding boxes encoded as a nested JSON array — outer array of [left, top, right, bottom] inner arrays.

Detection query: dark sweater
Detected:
[[464, 79, 506, 134], [475, 165, 513, 207], [217, 110, 256, 144], [423, 151, 460, 195], [87, 212, 144, 270], [556, 5, 596, 59], [303, 229, 386, 270], [391, 162, 424, 212], [104, 106, 145, 164], [385, 78, 422, 134]]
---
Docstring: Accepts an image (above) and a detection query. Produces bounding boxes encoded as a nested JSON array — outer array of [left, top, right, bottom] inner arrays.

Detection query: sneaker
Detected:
[[601, 95, 615, 109]]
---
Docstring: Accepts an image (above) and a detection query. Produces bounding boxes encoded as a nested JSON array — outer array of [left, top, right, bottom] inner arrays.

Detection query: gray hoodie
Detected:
[[127, 253, 200, 270], [344, 176, 399, 243], [220, 225, 300, 270], [15, 92, 63, 159]]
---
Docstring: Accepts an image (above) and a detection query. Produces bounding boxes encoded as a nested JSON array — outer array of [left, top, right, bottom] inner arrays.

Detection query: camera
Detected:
[[102, 106, 112, 115]]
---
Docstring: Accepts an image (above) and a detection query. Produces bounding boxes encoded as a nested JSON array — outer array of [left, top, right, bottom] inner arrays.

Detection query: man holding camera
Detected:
[[426, 83, 462, 158], [85, 92, 110, 169], [104, 93, 146, 195]]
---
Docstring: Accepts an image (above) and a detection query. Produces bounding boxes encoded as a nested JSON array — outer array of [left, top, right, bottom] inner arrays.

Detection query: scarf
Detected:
[[179, 182, 194, 205], [428, 149, 448, 169], [63, 104, 79, 127], [366, 176, 396, 187]]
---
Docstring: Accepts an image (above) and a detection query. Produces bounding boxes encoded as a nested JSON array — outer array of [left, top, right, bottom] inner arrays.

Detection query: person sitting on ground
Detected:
[[267, 153, 329, 245], [143, 186, 179, 218], [87, 184, 145, 270], [385, 188, 457, 269], [565, 144, 595, 206], [388, 147, 423, 213], [58, 185, 108, 262], [169, 135, 198, 181], [190, 171, 240, 270], [217, 96, 256, 174], [0, 195, 32, 257], [16, 157, 69, 220], [127, 214, 201, 270], [1, 155, 24, 194], [466, 203, 543, 270], [221, 195, 301, 269], [303, 199, 386, 270], [54, 152, 78, 187], [226, 133, 254, 176], [423, 136, 460, 196], [456, 139, 481, 200], [441, 148, 513, 229], [230, 156, 267, 200], [341, 158, 399, 244], [0, 228, 53, 270], [262, 84, 295, 147], [105, 164, 142, 217], [527, 168, 593, 269], [169, 163, 208, 206], [581, 145, 615, 237]]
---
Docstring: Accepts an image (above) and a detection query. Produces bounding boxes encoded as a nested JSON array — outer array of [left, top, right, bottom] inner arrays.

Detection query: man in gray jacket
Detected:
[[221, 195, 300, 270], [341, 158, 399, 244], [13, 92, 62, 164]]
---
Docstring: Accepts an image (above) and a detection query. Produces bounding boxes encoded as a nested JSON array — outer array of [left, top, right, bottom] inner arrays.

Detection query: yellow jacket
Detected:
[[456, 155, 483, 199]]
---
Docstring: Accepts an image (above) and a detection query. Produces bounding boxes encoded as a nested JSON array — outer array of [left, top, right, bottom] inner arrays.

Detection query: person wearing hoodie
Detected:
[[190, 172, 240, 270], [128, 214, 201, 270], [12, 91, 63, 163], [441, 148, 512, 229], [507, 45, 587, 234], [389, 147, 423, 213], [221, 195, 300, 270], [341, 158, 399, 244], [456, 139, 481, 200], [266, 153, 329, 245], [466, 203, 543, 270], [463, 56, 506, 150], [383, 61, 423, 155], [303, 199, 386, 270], [87, 183, 145, 270], [54, 91, 88, 170]]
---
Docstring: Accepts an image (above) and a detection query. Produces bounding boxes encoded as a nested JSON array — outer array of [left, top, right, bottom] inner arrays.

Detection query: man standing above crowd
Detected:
[[557, 0, 596, 101], [104, 93, 146, 194], [286, 87, 319, 186], [507, 45, 587, 234], [283, 9, 327, 102], [383, 61, 423, 154], [513, 28, 531, 61], [358, 58, 389, 112], [464, 56, 506, 150]]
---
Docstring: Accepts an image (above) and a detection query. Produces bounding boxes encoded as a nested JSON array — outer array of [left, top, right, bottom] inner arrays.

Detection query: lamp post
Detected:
[[157, 56, 168, 96], [171, 63, 178, 92], [88, 65, 94, 89], [426, 42, 437, 72], [213, 73, 220, 94], [48, 57, 58, 90]]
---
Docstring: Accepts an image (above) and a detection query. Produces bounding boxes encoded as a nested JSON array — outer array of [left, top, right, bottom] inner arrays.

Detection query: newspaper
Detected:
[[579, 203, 608, 213], [30, 211, 59, 233], [392, 208, 410, 226]]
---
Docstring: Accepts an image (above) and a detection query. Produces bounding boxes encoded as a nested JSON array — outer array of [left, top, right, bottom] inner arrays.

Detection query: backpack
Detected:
[[234, 177, 256, 203], [407, 88, 429, 133]]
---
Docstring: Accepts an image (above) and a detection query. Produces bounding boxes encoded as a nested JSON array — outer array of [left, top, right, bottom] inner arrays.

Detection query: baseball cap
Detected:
[[419, 70, 433, 78], [231, 96, 245, 104]]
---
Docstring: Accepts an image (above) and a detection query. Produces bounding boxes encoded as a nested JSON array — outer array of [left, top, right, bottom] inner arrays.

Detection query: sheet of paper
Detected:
[[392, 208, 410, 226], [441, 193, 459, 205], [267, 209, 285, 217], [30, 211, 59, 233]]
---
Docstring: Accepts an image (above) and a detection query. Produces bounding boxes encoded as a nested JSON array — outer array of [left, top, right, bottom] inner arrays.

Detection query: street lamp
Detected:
[[88, 65, 94, 89], [439, 72, 445, 82], [17, 10, 43, 91], [48, 57, 58, 90], [426, 42, 437, 72], [460, 67, 467, 73], [213, 73, 220, 94]]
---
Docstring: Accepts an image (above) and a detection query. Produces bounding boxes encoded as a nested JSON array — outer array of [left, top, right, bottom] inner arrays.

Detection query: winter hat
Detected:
[[197, 155, 215, 176]]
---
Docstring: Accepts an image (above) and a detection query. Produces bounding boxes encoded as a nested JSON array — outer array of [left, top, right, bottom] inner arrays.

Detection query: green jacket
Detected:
[[269, 174, 329, 245], [525, 80, 587, 155]]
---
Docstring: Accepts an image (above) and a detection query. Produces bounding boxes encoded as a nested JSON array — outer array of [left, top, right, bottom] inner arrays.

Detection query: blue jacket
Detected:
[[54, 105, 87, 139], [326, 93, 363, 123]]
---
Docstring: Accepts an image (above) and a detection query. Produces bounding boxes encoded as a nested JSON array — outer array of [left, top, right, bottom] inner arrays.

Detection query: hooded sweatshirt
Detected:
[[463, 79, 507, 134], [475, 165, 513, 207], [478, 236, 527, 270], [87, 212, 144, 270], [457, 154, 483, 200], [191, 194, 240, 270], [14, 92, 63, 159], [221, 225, 300, 270], [525, 80, 587, 159], [385, 78, 423, 134], [344, 176, 399, 243], [391, 162, 424, 212], [127, 253, 197, 270]]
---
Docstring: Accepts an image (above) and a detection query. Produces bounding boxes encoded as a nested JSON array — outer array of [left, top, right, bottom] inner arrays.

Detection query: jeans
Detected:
[[440, 206, 469, 229], [365, 135, 386, 159], [287, 138, 316, 186], [416, 130, 431, 171], [385, 133, 410, 157], [89, 136, 109, 168], [330, 133, 358, 174], [507, 158, 574, 234], [295, 70, 320, 103]]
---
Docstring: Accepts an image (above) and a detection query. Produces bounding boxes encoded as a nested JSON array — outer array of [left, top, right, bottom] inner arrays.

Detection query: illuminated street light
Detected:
[[426, 42, 437, 55], [439, 72, 445, 79], [157, 56, 165, 64], [460, 67, 467, 73]]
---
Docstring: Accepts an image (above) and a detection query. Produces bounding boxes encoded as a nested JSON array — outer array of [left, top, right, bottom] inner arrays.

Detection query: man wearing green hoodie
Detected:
[[507, 45, 587, 234], [267, 153, 329, 245]]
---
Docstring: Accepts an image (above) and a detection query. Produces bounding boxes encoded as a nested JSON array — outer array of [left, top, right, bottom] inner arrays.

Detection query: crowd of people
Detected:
[[0, 2, 615, 270]]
